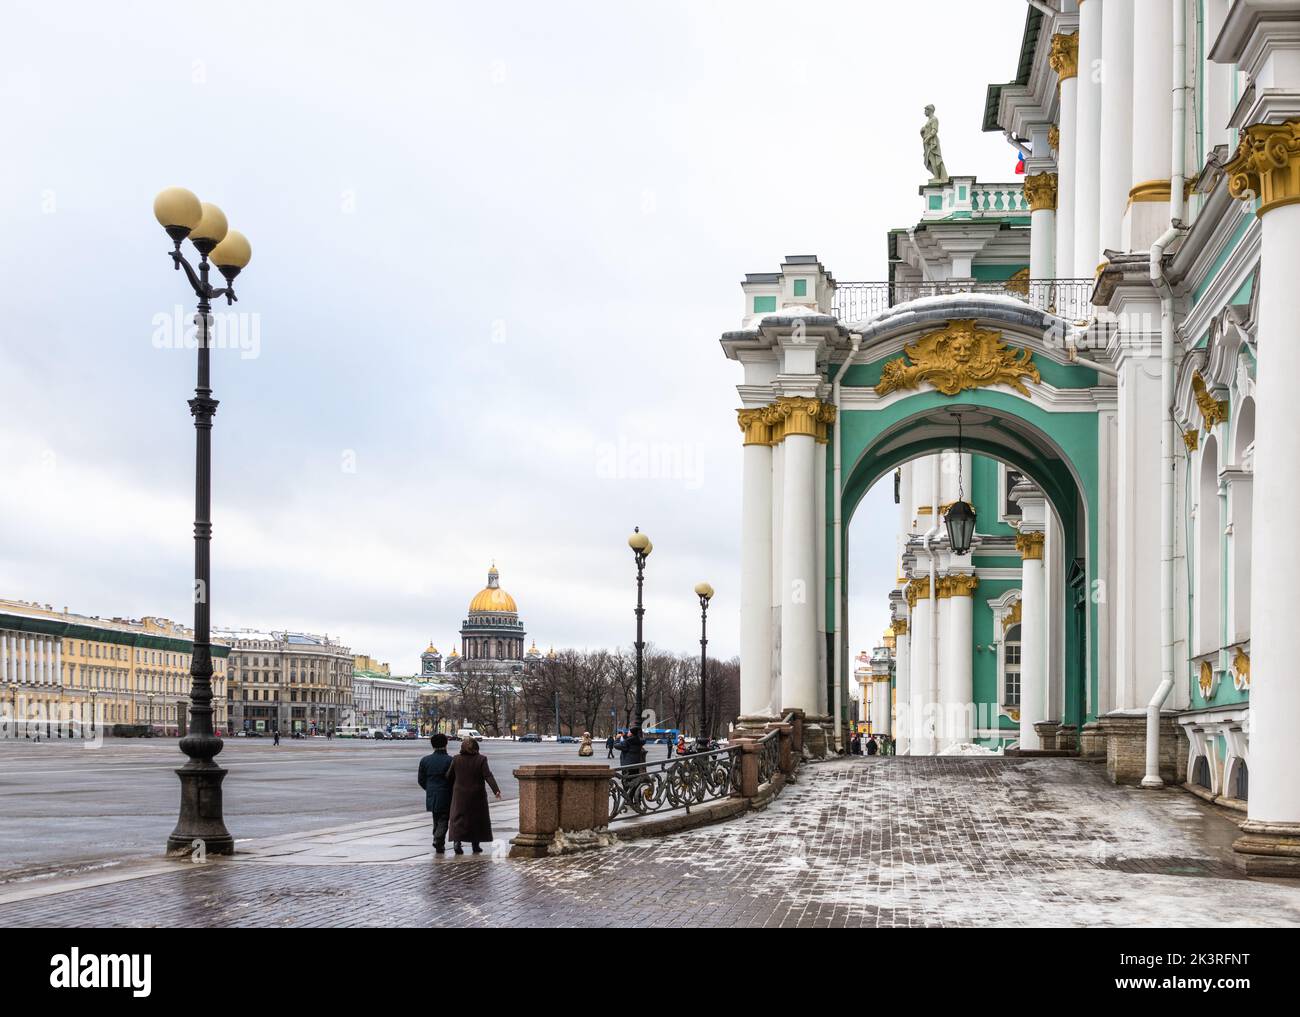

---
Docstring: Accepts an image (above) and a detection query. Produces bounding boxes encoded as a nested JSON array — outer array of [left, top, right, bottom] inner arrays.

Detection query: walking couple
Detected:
[[417, 733, 502, 855]]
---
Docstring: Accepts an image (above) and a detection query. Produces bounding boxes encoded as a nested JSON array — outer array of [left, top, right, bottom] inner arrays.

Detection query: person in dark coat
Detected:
[[605, 734, 615, 758], [417, 732, 455, 854], [866, 735, 879, 756], [446, 737, 501, 854], [613, 727, 645, 768]]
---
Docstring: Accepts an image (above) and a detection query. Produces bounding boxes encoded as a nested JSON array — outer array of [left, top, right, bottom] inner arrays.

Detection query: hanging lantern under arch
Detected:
[[945, 412, 977, 555]]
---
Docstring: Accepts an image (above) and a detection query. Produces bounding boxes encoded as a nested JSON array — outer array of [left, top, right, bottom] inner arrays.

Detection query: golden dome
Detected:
[[424, 642, 439, 655], [468, 563, 517, 614]]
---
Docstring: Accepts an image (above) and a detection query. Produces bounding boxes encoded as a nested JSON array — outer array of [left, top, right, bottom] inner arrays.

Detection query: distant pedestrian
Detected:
[[676, 734, 687, 756], [613, 726, 645, 769], [273, 728, 281, 746], [666, 735, 674, 759], [417, 733, 454, 854], [850, 733, 862, 756], [866, 735, 879, 756], [447, 737, 501, 855], [605, 734, 615, 758], [578, 731, 594, 757]]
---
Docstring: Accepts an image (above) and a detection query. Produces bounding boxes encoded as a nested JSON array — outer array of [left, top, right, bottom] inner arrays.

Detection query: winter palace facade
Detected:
[[724, 0, 1300, 874]]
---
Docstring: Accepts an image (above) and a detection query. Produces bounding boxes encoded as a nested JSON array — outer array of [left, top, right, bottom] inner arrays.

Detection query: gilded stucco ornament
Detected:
[[1182, 429, 1199, 452], [891, 617, 909, 637], [945, 574, 980, 598], [1048, 33, 1079, 82], [1198, 660, 1217, 699], [1002, 600, 1022, 632], [1023, 172, 1058, 212], [874, 320, 1041, 397], [1015, 531, 1045, 561], [1047, 125, 1059, 152], [1233, 649, 1251, 691], [1191, 371, 1229, 432], [736, 408, 771, 446], [904, 577, 930, 607], [771, 397, 835, 442], [1223, 121, 1300, 216], [1005, 267, 1031, 296]]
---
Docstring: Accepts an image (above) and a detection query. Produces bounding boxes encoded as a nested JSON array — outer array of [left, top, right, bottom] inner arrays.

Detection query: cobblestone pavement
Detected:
[[5, 756, 1300, 928]]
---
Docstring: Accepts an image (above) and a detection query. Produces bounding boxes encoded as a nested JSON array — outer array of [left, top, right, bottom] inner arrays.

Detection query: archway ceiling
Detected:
[[868, 405, 1063, 471]]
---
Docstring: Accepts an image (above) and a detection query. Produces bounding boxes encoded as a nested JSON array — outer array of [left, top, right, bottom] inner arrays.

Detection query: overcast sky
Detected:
[[1, 0, 1026, 672]]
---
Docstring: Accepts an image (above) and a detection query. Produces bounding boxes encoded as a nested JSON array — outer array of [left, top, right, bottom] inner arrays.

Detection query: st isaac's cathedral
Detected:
[[419, 564, 546, 679]]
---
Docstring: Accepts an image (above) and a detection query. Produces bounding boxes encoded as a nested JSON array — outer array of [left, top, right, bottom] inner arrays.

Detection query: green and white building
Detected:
[[722, 1, 1300, 874]]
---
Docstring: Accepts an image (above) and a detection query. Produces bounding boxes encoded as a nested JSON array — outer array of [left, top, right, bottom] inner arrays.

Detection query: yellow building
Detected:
[[0, 598, 229, 737]]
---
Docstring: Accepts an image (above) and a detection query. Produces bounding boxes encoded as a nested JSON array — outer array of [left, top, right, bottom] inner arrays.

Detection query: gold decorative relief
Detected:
[[1022, 172, 1058, 212], [1191, 371, 1229, 431], [1198, 659, 1216, 699], [1233, 649, 1251, 691], [946, 574, 980, 598], [904, 578, 930, 607], [1182, 429, 1199, 452], [1047, 125, 1059, 152], [1015, 532, 1045, 561], [1224, 121, 1300, 217], [874, 320, 1041, 397], [736, 408, 771, 446], [1005, 267, 1031, 296], [1002, 601, 1022, 632], [1048, 33, 1078, 82]]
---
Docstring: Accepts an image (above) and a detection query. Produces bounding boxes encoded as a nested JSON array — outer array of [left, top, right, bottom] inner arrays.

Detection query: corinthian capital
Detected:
[[1048, 33, 1078, 82], [1224, 121, 1300, 216], [1015, 531, 1045, 561], [1023, 171, 1058, 212]]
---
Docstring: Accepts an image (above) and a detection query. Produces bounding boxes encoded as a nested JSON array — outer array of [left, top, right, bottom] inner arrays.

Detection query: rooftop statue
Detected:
[[921, 104, 948, 183]]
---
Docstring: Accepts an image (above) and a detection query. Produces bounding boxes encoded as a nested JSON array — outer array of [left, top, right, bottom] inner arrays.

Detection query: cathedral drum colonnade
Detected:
[[719, 2, 1300, 873]]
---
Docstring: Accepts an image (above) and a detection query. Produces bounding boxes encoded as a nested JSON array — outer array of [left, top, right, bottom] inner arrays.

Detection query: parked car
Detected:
[[556, 735, 576, 744], [372, 729, 389, 741], [389, 727, 410, 740], [519, 732, 542, 743]]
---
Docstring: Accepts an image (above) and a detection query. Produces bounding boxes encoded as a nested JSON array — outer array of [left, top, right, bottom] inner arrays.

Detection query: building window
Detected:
[[1003, 624, 1021, 707]]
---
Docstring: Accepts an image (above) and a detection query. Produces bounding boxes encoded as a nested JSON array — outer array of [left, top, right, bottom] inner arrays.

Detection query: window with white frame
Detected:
[[1003, 624, 1022, 707]]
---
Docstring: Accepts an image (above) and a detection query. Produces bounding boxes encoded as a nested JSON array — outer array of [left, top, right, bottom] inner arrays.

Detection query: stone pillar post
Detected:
[[737, 408, 774, 718], [1126, 0, 1174, 251], [1012, 480, 1049, 751], [1098, 0, 1134, 259], [776, 397, 832, 720], [1224, 119, 1300, 873], [891, 618, 909, 752], [1050, 33, 1080, 277], [1073, 1, 1103, 276], [1025, 172, 1057, 281], [509, 764, 613, 858], [906, 578, 933, 755], [942, 574, 978, 746]]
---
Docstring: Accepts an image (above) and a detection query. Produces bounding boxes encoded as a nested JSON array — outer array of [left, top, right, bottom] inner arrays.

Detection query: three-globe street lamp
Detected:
[[153, 186, 252, 857], [694, 583, 714, 742], [627, 527, 653, 728]]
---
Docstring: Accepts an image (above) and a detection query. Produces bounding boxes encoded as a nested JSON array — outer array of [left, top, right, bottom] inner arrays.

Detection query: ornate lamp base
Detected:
[[166, 763, 235, 857]]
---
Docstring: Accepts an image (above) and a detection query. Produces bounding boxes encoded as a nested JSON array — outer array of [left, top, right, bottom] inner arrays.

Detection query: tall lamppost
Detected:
[[694, 583, 713, 739], [627, 528, 652, 726], [153, 186, 251, 857]]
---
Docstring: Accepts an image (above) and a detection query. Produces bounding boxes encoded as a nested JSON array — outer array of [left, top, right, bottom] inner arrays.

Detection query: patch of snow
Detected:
[[938, 742, 1003, 756]]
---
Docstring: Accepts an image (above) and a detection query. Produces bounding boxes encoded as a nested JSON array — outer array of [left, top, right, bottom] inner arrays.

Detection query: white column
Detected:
[[1053, 31, 1080, 277], [1127, 0, 1173, 251], [1073, 0, 1103, 276], [908, 583, 933, 755], [1018, 536, 1046, 750], [23, 636, 33, 684], [769, 441, 784, 716], [942, 576, 976, 746], [815, 438, 828, 719], [1030, 201, 1055, 280], [54, 640, 62, 688], [738, 410, 774, 717], [1098, 0, 1133, 259], [894, 623, 910, 754], [0, 632, 7, 683], [1243, 189, 1300, 831], [779, 417, 819, 714], [872, 677, 890, 737]]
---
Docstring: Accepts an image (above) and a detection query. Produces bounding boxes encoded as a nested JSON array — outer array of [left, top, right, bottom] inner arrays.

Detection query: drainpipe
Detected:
[[1141, 0, 1188, 790], [831, 334, 862, 754]]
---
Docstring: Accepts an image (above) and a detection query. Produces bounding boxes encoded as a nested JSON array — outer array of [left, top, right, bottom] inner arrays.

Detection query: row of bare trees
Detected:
[[426, 645, 739, 739]]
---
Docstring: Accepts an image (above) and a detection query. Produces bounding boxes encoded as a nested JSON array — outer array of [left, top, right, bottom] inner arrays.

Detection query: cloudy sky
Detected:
[[0, 0, 1026, 672]]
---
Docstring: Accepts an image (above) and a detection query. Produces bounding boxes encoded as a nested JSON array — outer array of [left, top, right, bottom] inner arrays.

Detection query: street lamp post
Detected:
[[627, 527, 652, 727], [694, 583, 714, 740], [153, 186, 251, 857]]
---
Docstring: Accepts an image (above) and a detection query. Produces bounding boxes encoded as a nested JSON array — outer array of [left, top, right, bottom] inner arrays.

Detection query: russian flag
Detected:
[[1014, 152, 1026, 174]]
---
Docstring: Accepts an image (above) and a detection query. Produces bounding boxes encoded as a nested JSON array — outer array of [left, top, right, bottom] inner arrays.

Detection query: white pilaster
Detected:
[[942, 576, 976, 746], [780, 428, 818, 714], [893, 626, 910, 754], [908, 583, 933, 755], [1057, 70, 1079, 277]]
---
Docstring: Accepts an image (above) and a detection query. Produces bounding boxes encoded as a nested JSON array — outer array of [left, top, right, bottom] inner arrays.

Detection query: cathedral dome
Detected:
[[468, 564, 517, 615]]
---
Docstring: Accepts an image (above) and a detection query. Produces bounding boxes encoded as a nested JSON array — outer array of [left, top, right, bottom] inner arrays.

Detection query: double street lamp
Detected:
[[153, 186, 252, 857], [627, 527, 652, 727], [694, 583, 713, 740]]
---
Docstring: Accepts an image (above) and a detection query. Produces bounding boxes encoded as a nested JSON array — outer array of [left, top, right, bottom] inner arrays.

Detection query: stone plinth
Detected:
[[1033, 721, 1061, 751], [1056, 724, 1078, 753], [1078, 721, 1105, 757], [509, 764, 612, 858], [1234, 820, 1300, 877], [1098, 712, 1184, 786]]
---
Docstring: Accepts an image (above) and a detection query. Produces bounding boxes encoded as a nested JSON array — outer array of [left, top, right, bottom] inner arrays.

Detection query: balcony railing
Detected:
[[608, 743, 741, 822], [831, 278, 1096, 326]]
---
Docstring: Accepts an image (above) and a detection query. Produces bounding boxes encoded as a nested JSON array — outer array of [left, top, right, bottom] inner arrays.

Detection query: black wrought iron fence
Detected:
[[830, 279, 1096, 325], [608, 744, 741, 822]]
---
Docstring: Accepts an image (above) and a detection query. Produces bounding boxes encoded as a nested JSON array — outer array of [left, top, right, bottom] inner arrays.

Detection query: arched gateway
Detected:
[[723, 257, 1151, 766]]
